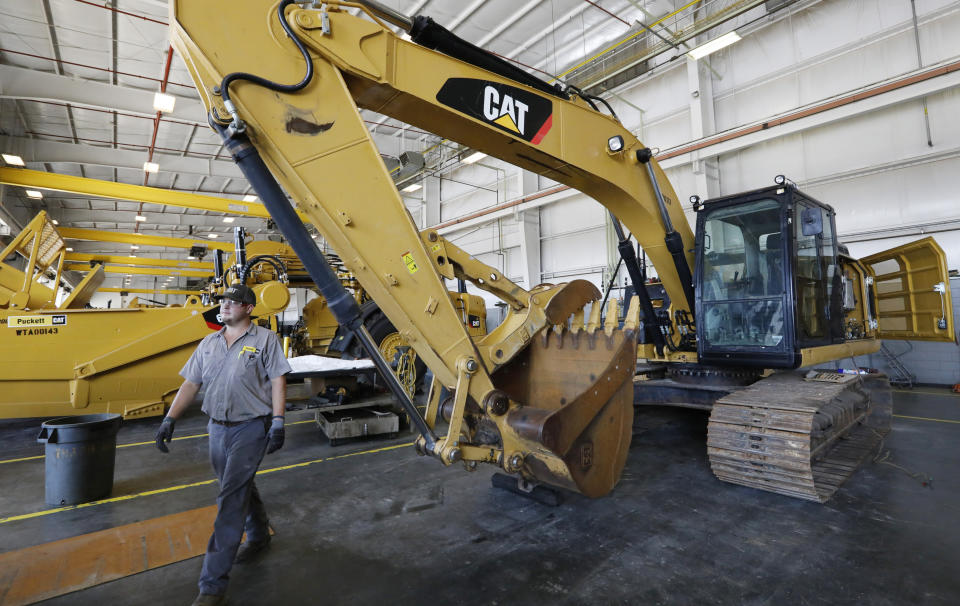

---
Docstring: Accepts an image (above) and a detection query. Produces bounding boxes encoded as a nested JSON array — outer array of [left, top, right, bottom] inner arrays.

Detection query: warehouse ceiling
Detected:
[[0, 0, 764, 291]]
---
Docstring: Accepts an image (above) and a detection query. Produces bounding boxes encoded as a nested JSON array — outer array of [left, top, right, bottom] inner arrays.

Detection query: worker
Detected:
[[153, 283, 291, 606]]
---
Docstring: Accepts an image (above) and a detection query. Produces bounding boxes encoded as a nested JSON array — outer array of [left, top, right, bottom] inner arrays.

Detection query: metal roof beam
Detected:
[[0, 64, 206, 124], [58, 227, 234, 251], [47, 208, 266, 230], [65, 252, 214, 269], [0, 135, 245, 180], [0, 167, 308, 220], [64, 263, 212, 277]]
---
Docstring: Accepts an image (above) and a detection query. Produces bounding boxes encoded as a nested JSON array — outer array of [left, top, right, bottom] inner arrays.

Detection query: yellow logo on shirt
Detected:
[[238, 345, 260, 359]]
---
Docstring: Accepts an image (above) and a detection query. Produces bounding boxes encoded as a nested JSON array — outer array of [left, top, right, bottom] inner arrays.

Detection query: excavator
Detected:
[[169, 0, 954, 502]]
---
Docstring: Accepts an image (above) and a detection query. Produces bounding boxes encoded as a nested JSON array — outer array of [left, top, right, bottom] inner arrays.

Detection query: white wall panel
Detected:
[[538, 194, 606, 238]]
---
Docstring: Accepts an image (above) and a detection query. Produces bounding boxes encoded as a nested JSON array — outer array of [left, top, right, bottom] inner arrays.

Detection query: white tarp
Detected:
[[287, 355, 375, 374]]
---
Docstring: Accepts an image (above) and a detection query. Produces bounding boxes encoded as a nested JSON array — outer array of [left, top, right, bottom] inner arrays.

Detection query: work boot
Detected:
[[191, 593, 226, 606], [234, 535, 271, 563]]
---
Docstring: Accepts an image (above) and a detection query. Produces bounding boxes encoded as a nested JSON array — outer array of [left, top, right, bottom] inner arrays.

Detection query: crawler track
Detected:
[[706, 372, 892, 502]]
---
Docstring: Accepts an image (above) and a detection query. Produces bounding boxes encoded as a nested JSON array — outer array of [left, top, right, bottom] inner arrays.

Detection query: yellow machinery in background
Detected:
[[171, 0, 954, 502], [0, 212, 290, 419]]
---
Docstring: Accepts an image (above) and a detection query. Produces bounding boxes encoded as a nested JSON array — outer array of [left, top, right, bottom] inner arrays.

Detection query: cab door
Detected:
[[859, 237, 955, 342]]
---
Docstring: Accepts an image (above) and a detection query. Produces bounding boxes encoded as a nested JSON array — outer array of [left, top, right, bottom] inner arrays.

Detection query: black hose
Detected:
[[217, 0, 314, 123], [239, 254, 287, 285], [566, 85, 620, 123]]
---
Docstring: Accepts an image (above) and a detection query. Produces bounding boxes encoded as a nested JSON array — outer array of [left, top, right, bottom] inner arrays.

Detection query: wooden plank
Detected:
[[0, 505, 217, 606]]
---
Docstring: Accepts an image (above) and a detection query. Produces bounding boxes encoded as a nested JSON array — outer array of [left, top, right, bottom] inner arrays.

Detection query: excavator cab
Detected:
[[694, 181, 955, 369], [694, 182, 842, 369]]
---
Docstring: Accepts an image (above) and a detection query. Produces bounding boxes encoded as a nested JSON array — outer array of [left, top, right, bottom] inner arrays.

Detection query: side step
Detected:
[[706, 371, 891, 502]]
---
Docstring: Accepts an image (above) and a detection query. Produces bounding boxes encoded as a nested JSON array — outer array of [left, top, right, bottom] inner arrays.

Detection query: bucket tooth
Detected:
[[570, 309, 584, 334], [586, 302, 603, 334], [603, 299, 620, 336], [623, 296, 640, 332]]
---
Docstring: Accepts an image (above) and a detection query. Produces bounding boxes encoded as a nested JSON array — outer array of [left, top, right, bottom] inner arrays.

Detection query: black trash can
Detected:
[[37, 413, 123, 506]]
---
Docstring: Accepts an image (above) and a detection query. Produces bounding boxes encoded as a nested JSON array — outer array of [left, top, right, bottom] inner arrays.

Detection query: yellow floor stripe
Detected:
[[0, 418, 315, 466], [893, 389, 960, 398], [894, 414, 960, 425], [0, 441, 413, 525]]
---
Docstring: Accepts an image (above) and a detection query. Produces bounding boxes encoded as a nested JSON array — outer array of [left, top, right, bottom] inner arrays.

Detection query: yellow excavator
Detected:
[[170, 0, 954, 502]]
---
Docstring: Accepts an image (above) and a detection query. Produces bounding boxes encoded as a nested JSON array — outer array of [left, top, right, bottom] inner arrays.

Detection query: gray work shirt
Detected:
[[180, 323, 292, 422]]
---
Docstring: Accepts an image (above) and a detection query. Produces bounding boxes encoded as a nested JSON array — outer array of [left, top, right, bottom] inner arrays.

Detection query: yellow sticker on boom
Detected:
[[401, 251, 419, 274]]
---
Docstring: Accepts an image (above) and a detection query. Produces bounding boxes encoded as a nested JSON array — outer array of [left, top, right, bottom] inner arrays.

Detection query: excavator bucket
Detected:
[[493, 297, 640, 497]]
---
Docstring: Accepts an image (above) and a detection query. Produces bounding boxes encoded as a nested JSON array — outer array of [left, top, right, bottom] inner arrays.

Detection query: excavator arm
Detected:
[[170, 0, 693, 497]]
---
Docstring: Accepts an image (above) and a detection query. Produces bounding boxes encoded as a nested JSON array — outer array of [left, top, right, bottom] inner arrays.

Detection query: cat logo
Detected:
[[483, 86, 528, 135], [436, 78, 553, 144]]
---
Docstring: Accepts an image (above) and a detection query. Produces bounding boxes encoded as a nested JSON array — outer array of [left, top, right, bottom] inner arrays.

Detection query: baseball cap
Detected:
[[217, 284, 256, 306]]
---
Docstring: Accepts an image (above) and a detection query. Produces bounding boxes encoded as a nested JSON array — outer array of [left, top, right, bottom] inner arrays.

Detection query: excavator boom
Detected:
[[169, 0, 686, 496]]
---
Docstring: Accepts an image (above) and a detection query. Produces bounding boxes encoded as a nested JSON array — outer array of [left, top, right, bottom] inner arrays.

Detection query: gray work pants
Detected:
[[198, 416, 271, 595]]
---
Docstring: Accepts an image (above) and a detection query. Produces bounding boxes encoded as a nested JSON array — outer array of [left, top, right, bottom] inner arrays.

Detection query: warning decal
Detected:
[[401, 251, 419, 274], [8, 315, 67, 328]]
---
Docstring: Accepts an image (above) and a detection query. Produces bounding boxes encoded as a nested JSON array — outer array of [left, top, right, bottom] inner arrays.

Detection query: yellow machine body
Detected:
[[0, 212, 291, 419]]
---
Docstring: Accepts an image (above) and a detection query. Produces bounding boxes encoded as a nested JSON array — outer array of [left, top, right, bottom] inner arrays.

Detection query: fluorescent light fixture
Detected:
[[687, 31, 741, 60], [242, 194, 257, 202], [222, 217, 235, 223], [153, 92, 176, 113], [402, 183, 422, 193], [52, 219, 59, 225], [26, 190, 43, 199], [143, 161, 159, 173], [66, 247, 74, 252], [135, 215, 147, 222], [130, 245, 139, 250], [130, 254, 137, 258], [187, 256, 195, 260], [462, 151, 487, 164], [207, 233, 218, 238], [2, 154, 24, 166]]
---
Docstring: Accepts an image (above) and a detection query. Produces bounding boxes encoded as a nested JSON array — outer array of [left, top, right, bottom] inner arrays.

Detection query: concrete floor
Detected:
[[1, 388, 958, 605]]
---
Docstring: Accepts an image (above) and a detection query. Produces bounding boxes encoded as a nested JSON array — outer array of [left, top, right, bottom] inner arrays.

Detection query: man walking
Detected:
[[155, 283, 292, 606]]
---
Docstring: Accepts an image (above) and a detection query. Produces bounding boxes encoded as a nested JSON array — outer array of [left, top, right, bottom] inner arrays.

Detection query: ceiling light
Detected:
[[153, 92, 176, 113], [52, 219, 59, 225], [222, 217, 235, 223], [130, 254, 137, 258], [66, 247, 74, 252], [207, 233, 218, 238], [462, 151, 487, 164], [242, 194, 257, 202], [402, 183, 422, 193], [26, 190, 43, 199], [687, 31, 741, 60], [130, 245, 139, 250], [135, 215, 147, 222], [2, 154, 25, 166], [187, 255, 195, 260], [143, 161, 159, 173]]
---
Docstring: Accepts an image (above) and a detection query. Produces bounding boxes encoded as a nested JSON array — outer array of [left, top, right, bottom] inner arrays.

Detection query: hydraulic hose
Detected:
[[239, 254, 287, 285], [217, 0, 314, 127], [608, 211, 666, 356]]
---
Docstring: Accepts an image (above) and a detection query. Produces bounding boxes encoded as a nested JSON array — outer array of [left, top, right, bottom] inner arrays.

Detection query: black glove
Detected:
[[266, 416, 285, 454], [155, 416, 175, 453]]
